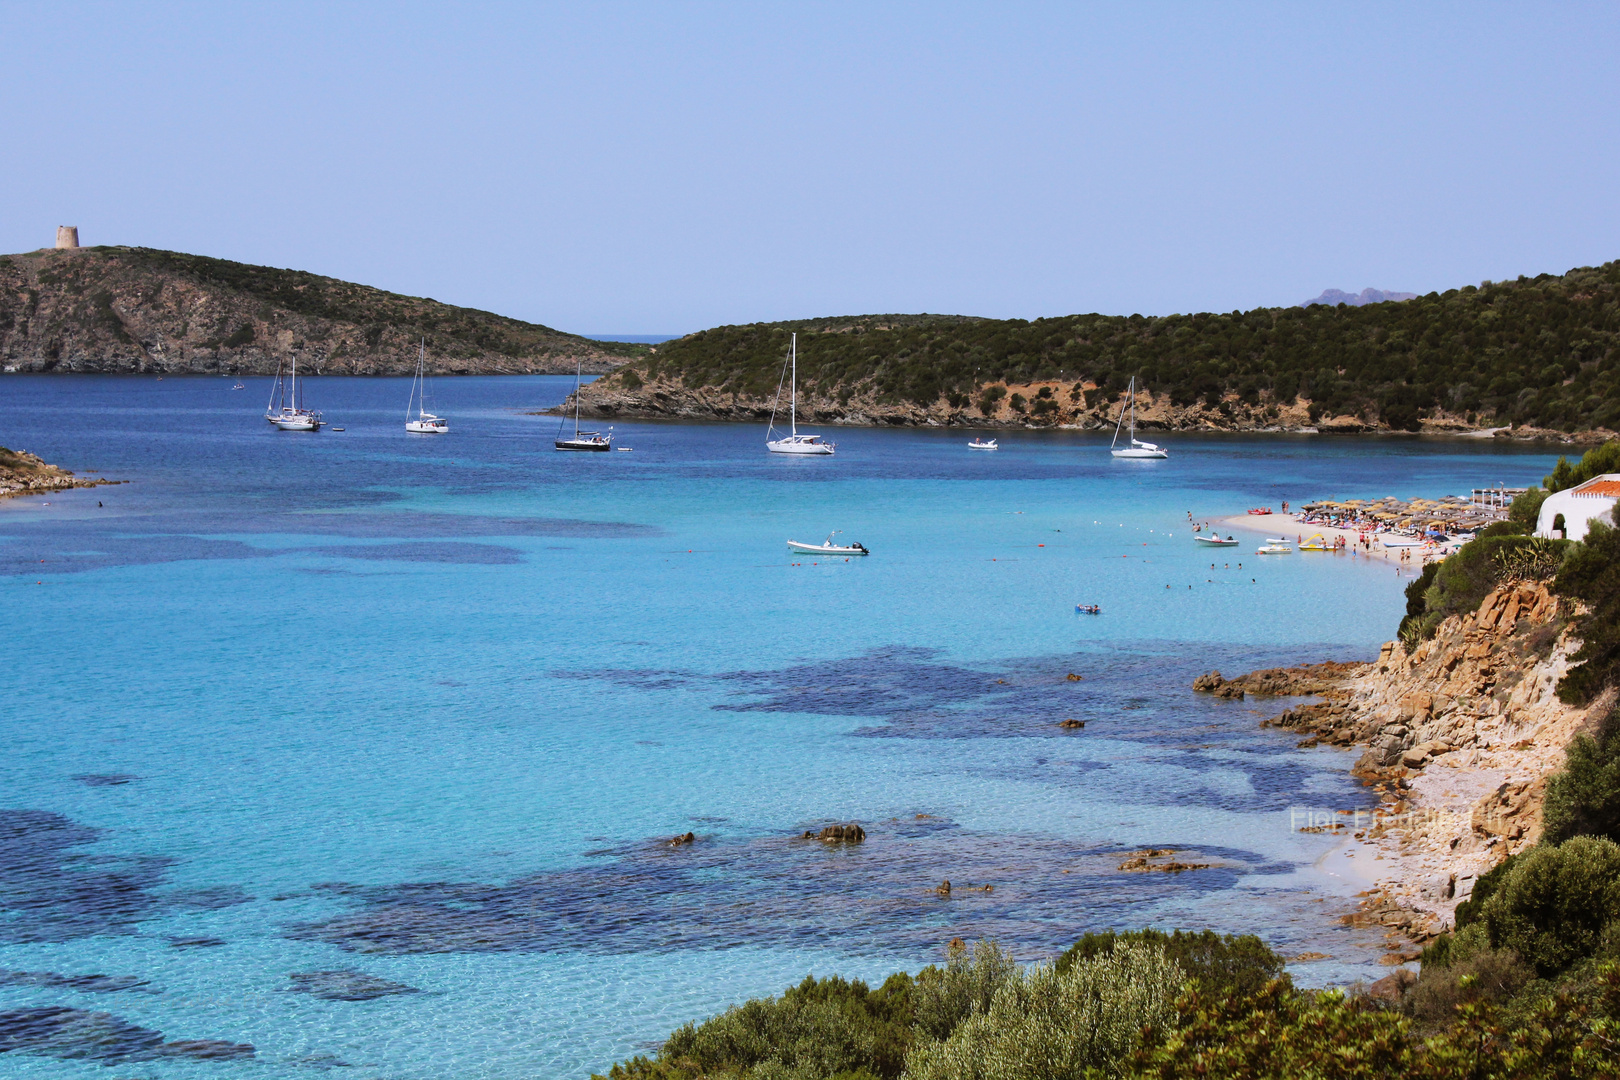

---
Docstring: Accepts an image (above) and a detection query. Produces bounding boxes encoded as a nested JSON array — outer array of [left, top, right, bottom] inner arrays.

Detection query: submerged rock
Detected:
[[288, 969, 421, 1002], [802, 824, 865, 843]]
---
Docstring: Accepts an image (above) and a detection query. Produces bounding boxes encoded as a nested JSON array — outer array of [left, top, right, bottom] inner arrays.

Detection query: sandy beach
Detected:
[[1209, 511, 1464, 569]]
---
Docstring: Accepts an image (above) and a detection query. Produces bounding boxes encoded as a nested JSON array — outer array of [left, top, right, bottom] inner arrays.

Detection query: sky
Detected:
[[2, 2, 1618, 335]]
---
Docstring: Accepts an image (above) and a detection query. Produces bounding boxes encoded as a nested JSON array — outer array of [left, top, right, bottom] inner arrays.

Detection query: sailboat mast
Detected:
[[291, 352, 298, 411], [574, 358, 583, 438], [789, 333, 797, 435], [1129, 378, 1136, 442]]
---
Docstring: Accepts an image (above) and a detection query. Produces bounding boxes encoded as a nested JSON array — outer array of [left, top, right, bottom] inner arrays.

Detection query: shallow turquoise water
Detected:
[[0, 376, 1563, 1078]]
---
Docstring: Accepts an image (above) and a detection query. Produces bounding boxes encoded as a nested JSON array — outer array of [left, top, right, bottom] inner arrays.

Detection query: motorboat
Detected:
[[968, 438, 998, 450], [232, 382, 245, 390], [405, 340, 448, 434], [265, 353, 323, 431], [556, 359, 612, 451], [1257, 542, 1294, 554], [1380, 536, 1426, 549], [1194, 534, 1240, 546], [1075, 604, 1101, 614], [767, 333, 835, 455], [787, 532, 868, 556], [1109, 377, 1168, 458]]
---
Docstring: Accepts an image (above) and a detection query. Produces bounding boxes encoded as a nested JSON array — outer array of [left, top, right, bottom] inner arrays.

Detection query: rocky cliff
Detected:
[[565, 371, 1590, 439], [0, 247, 643, 376], [1199, 581, 1607, 957]]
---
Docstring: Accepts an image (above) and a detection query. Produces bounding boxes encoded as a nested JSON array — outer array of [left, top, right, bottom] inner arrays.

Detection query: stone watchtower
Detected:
[[55, 226, 79, 249]]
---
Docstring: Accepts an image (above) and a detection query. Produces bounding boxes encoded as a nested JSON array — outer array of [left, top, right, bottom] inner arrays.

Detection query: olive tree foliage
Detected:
[[902, 941, 1183, 1080], [910, 940, 1020, 1042]]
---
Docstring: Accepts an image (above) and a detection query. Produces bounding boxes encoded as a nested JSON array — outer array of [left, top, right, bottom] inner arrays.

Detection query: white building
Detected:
[[1536, 473, 1620, 541]]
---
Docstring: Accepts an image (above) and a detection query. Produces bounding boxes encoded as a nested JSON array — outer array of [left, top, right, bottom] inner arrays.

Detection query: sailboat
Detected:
[[265, 352, 323, 431], [405, 340, 448, 434], [1109, 377, 1166, 458], [767, 333, 835, 455], [555, 359, 612, 451]]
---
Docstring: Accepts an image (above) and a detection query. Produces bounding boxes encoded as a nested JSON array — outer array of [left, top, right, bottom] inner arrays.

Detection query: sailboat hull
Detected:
[[767, 439, 834, 455], [555, 438, 611, 451], [406, 419, 448, 434], [1110, 447, 1167, 458]]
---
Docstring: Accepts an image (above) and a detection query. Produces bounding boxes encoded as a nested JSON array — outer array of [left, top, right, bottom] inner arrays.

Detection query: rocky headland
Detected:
[[564, 371, 1615, 444], [1197, 581, 1605, 960], [0, 246, 642, 376], [0, 446, 116, 500]]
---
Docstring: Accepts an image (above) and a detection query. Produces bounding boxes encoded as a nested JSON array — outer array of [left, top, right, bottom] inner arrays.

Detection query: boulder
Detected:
[[670, 832, 696, 846], [1366, 967, 1417, 1005], [1058, 718, 1085, 729], [803, 823, 865, 843]]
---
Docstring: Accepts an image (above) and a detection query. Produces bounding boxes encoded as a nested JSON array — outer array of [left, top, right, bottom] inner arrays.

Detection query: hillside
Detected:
[[573, 261, 1620, 438], [0, 246, 645, 375]]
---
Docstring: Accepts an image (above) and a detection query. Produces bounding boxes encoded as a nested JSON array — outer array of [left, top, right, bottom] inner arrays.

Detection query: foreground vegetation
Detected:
[[613, 260, 1620, 431]]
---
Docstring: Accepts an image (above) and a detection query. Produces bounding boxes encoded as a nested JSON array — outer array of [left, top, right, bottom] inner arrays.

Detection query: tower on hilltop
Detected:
[[55, 226, 79, 249]]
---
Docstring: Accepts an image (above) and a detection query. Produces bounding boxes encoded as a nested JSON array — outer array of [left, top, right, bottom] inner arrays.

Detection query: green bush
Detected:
[[1412, 535, 1570, 639], [904, 941, 1182, 1080], [1545, 439, 1620, 493], [1467, 836, 1620, 978], [1054, 929, 1285, 1000], [1542, 701, 1620, 846], [910, 940, 1018, 1043], [1553, 506, 1620, 704], [602, 972, 915, 1080], [1478, 520, 1530, 538], [1509, 486, 1549, 528], [1407, 947, 1535, 1029], [1398, 563, 1441, 642]]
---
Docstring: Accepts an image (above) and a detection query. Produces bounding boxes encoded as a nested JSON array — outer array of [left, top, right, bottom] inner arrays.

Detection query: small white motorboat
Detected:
[[787, 531, 869, 556], [1257, 542, 1294, 554], [1194, 534, 1239, 546], [1380, 536, 1425, 549], [968, 438, 998, 450]]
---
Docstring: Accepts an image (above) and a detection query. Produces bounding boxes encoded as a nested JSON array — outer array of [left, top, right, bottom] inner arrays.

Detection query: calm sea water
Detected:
[[0, 375, 1563, 1079]]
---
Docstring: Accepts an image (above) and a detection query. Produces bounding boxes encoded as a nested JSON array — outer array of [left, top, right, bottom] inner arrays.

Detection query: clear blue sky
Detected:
[[3, 2, 1617, 335]]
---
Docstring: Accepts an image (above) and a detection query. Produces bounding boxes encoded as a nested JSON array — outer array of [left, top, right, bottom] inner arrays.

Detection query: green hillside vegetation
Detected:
[[0, 245, 646, 373], [106, 248, 645, 360], [626, 261, 1620, 431]]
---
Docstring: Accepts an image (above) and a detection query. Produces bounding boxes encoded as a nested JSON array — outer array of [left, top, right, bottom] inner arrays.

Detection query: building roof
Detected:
[[1570, 474, 1620, 498]]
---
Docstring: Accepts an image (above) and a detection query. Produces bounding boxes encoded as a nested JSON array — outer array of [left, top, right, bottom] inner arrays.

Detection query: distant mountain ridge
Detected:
[[0, 246, 646, 375], [1302, 287, 1419, 307]]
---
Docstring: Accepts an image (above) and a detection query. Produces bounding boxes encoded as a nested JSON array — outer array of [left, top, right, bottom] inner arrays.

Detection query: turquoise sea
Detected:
[[0, 375, 1564, 1078]]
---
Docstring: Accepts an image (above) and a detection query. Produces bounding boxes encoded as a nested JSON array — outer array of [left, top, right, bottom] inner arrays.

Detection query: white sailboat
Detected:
[[767, 333, 835, 455], [1109, 377, 1166, 458], [265, 352, 323, 431], [405, 340, 448, 434], [555, 358, 612, 451]]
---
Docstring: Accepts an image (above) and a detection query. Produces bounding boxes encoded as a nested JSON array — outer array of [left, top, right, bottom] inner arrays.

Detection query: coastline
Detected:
[[1208, 580, 1598, 964], [1212, 511, 1465, 567], [0, 447, 117, 501]]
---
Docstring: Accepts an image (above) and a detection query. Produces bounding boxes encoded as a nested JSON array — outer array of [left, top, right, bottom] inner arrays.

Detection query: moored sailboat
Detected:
[[265, 353, 323, 431], [767, 334, 834, 455], [405, 340, 448, 434], [1109, 377, 1167, 458], [556, 358, 612, 451]]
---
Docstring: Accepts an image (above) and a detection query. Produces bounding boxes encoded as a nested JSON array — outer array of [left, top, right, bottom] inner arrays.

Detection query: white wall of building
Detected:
[[1536, 473, 1620, 541]]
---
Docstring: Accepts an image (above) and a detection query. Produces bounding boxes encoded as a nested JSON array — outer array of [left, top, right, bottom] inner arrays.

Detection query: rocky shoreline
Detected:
[[0, 447, 117, 500], [1197, 581, 1604, 963], [562, 373, 1615, 443]]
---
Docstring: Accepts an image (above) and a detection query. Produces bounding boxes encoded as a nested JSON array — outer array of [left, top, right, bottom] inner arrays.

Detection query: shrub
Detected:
[[1008, 393, 1027, 414], [1553, 505, 1620, 704], [223, 322, 255, 347], [1054, 929, 1285, 1000], [1397, 562, 1441, 642], [1542, 700, 1620, 846], [1407, 947, 1535, 1029], [605, 972, 915, 1080], [903, 941, 1182, 1080], [1509, 486, 1549, 528], [1479, 520, 1530, 538], [976, 386, 1006, 415], [1468, 836, 1620, 978], [619, 368, 644, 391], [910, 940, 1018, 1043]]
